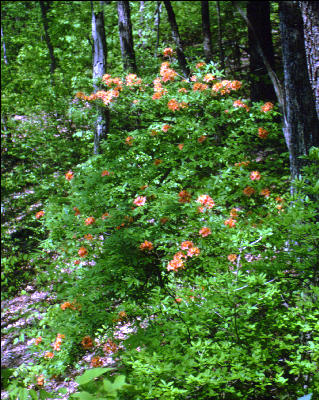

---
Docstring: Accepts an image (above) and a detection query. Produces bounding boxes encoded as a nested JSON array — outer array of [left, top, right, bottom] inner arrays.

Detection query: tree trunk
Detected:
[[216, 1, 225, 71], [92, 1, 109, 155], [154, 1, 162, 58], [279, 1, 319, 179], [1, 25, 8, 65], [163, 1, 190, 78], [39, 1, 57, 79], [117, 1, 137, 74], [299, 1, 319, 120], [247, 1, 276, 102], [201, 1, 213, 63]]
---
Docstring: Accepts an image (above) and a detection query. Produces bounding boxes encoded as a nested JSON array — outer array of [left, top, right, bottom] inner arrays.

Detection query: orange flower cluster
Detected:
[[196, 194, 215, 212], [78, 246, 88, 257], [74, 207, 80, 216], [178, 87, 188, 93], [81, 336, 93, 349], [167, 98, 186, 111], [250, 171, 261, 181], [44, 351, 54, 359], [101, 170, 110, 176], [199, 227, 211, 237], [35, 336, 42, 345], [196, 62, 206, 69], [235, 160, 250, 167], [160, 62, 177, 82], [139, 240, 154, 251], [233, 99, 250, 111], [162, 124, 172, 132], [84, 234, 93, 240], [103, 339, 118, 354], [133, 196, 147, 206], [190, 75, 197, 82], [261, 102, 274, 112], [212, 80, 242, 95], [224, 218, 236, 228], [125, 73, 142, 86], [227, 254, 237, 263], [167, 251, 186, 272], [258, 127, 269, 139], [203, 73, 216, 82], [198, 135, 207, 143], [53, 333, 65, 351], [178, 143, 184, 150], [90, 356, 103, 367], [243, 186, 255, 196], [37, 375, 45, 386], [154, 158, 163, 165], [230, 208, 239, 218], [86, 89, 120, 106], [163, 47, 174, 57], [193, 82, 208, 91], [152, 77, 167, 100], [65, 170, 74, 181], [178, 190, 191, 203], [125, 136, 134, 146], [101, 212, 109, 219], [60, 301, 78, 310], [36, 210, 45, 219], [102, 74, 123, 90], [85, 217, 95, 225], [260, 188, 271, 198]]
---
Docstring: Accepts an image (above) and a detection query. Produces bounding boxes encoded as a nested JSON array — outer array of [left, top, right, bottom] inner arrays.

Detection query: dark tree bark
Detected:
[[39, 1, 57, 78], [117, 1, 137, 74], [247, 1, 276, 102], [163, 1, 190, 78], [216, 1, 225, 71], [279, 1, 319, 179], [201, 1, 213, 63], [92, 1, 109, 155], [299, 1, 319, 119]]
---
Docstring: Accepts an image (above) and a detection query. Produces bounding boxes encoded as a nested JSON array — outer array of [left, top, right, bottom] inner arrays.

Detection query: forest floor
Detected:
[[1, 282, 134, 399]]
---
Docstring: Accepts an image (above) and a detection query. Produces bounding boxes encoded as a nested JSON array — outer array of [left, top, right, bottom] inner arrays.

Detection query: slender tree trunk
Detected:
[[163, 1, 190, 78], [247, 1, 276, 101], [117, 1, 137, 74], [39, 1, 57, 79], [92, 1, 109, 155], [154, 1, 162, 58], [216, 1, 225, 71], [1, 25, 8, 65], [299, 1, 319, 119], [201, 1, 213, 63], [279, 1, 319, 179]]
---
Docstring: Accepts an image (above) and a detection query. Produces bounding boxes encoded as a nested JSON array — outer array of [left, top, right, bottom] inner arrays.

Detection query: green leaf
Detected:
[[75, 368, 111, 386], [71, 391, 96, 400]]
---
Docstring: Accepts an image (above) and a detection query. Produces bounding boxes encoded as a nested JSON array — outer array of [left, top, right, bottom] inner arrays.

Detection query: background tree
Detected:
[[163, 0, 190, 77], [247, 1, 276, 101], [92, 0, 109, 154], [117, 1, 137, 73], [201, 1, 213, 63], [215, 1, 225, 71]]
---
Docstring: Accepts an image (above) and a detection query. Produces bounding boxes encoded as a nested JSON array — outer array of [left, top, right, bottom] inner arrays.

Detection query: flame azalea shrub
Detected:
[[38, 61, 319, 399]]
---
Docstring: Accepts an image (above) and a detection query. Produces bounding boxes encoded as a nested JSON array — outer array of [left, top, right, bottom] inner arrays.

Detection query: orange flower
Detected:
[[61, 301, 72, 310], [224, 218, 236, 228], [261, 102, 274, 112], [44, 351, 54, 359], [65, 171, 74, 181], [162, 124, 172, 132], [125, 136, 134, 146], [103, 339, 117, 354], [198, 135, 207, 143], [37, 375, 45, 386], [84, 234, 93, 241], [180, 241, 194, 250], [101, 170, 110, 176], [187, 246, 200, 257], [178, 190, 191, 203], [160, 62, 177, 82], [260, 188, 271, 198], [178, 87, 188, 93], [235, 160, 250, 167], [196, 62, 206, 69], [257, 127, 269, 139], [203, 73, 216, 82], [139, 240, 154, 251], [133, 196, 146, 206], [190, 75, 197, 82], [227, 254, 237, 263], [101, 212, 109, 219], [90, 356, 103, 367], [243, 186, 255, 196], [163, 47, 174, 57], [230, 208, 239, 218], [233, 99, 250, 112], [81, 336, 93, 349], [85, 217, 95, 225], [231, 80, 242, 90], [193, 82, 208, 91], [154, 159, 162, 165], [177, 143, 184, 150], [74, 207, 80, 216], [125, 73, 142, 86], [275, 196, 284, 203], [199, 227, 211, 237], [167, 99, 180, 111], [118, 311, 127, 321], [167, 256, 185, 272], [78, 247, 88, 257], [74, 260, 80, 265], [160, 217, 169, 224], [175, 297, 182, 303], [35, 336, 42, 345], [250, 171, 261, 181], [196, 194, 215, 209], [36, 210, 45, 219]]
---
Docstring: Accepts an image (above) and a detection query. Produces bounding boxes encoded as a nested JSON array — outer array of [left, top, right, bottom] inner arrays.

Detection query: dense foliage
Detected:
[[1, 1, 318, 400]]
